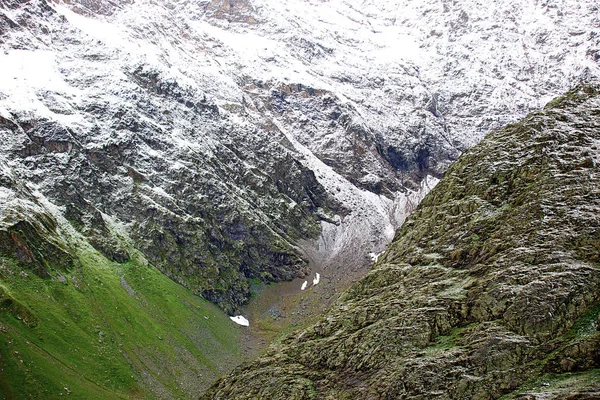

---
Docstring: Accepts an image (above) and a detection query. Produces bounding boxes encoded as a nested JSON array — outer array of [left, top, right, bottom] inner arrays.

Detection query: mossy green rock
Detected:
[[202, 84, 600, 399]]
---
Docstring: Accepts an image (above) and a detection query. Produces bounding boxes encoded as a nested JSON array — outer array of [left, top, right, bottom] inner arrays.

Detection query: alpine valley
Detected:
[[0, 0, 598, 399]]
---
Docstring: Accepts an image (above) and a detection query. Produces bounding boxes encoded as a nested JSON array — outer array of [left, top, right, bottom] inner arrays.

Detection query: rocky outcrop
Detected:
[[202, 84, 600, 399], [203, 0, 256, 24], [0, 163, 75, 278], [0, 0, 346, 313], [0, 105, 338, 313]]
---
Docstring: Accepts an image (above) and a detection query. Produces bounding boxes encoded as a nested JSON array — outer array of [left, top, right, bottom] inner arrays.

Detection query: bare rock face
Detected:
[[0, 0, 599, 398], [0, 163, 75, 278], [202, 84, 600, 399], [0, 0, 344, 314], [57, 0, 134, 16], [203, 0, 257, 23]]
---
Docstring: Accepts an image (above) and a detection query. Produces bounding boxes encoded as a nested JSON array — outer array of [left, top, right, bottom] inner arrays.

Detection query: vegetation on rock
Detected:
[[202, 83, 600, 399]]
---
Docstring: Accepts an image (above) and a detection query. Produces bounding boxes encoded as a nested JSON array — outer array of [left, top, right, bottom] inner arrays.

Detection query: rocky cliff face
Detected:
[[0, 0, 339, 313], [202, 84, 600, 399], [0, 0, 598, 314]]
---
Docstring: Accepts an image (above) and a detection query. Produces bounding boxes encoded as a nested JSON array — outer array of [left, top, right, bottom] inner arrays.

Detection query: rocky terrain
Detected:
[[1, 0, 598, 313], [0, 0, 599, 398], [202, 84, 600, 399]]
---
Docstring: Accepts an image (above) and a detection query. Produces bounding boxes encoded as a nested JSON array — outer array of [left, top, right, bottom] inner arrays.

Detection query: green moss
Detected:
[[295, 377, 317, 398], [423, 323, 478, 355], [499, 369, 600, 399], [0, 283, 38, 328], [544, 84, 599, 110], [247, 277, 263, 298], [572, 302, 600, 337]]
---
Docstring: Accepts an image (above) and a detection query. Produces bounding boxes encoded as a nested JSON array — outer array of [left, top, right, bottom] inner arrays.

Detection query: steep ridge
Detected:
[[0, 0, 334, 314], [0, 0, 428, 314], [0, 161, 244, 398], [202, 84, 600, 399]]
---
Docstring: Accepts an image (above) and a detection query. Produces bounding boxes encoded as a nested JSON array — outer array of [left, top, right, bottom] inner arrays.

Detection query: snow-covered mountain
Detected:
[[0, 0, 598, 312]]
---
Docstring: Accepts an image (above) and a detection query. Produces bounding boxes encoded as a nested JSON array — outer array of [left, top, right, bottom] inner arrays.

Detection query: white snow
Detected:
[[369, 252, 383, 263], [229, 315, 250, 326], [54, 4, 131, 49], [301, 281, 308, 291], [312, 273, 321, 286], [0, 50, 81, 121]]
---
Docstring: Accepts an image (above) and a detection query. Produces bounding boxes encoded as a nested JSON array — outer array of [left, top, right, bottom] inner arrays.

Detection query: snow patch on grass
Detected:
[[230, 315, 250, 327]]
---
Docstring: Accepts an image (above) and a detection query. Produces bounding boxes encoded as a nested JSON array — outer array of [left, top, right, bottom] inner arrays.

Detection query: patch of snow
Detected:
[[54, 4, 131, 48], [0, 50, 81, 121], [151, 186, 176, 201], [229, 315, 249, 326], [368, 252, 383, 263], [301, 280, 308, 291], [0, 187, 15, 203], [312, 273, 321, 286]]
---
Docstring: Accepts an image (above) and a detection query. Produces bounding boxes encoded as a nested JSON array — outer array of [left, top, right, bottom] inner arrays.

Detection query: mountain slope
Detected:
[[0, 217, 242, 399], [202, 84, 600, 399], [0, 1, 599, 396], [1, 0, 598, 315]]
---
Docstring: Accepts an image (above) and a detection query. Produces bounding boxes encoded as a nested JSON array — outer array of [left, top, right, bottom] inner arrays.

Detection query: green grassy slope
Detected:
[[0, 245, 240, 399]]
